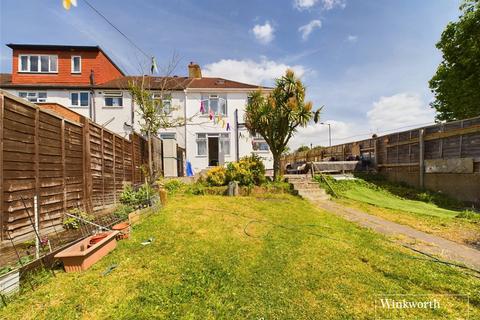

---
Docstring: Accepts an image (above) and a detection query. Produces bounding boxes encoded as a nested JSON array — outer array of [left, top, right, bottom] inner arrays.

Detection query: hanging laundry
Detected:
[[226, 122, 231, 131], [221, 119, 226, 128], [200, 101, 205, 113], [151, 56, 159, 74], [209, 110, 214, 120]]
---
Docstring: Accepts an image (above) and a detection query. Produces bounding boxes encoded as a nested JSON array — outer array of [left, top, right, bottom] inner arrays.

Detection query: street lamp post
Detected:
[[320, 122, 331, 147]]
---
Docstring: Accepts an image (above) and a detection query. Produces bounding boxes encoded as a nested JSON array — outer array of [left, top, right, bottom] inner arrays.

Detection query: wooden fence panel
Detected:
[[0, 92, 154, 242]]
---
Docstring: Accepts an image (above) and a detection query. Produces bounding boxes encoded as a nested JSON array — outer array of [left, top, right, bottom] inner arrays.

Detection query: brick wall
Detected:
[[11, 48, 123, 85]]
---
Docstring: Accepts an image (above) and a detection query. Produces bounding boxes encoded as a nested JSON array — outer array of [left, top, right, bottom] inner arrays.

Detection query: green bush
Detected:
[[456, 209, 480, 222], [119, 183, 155, 207], [205, 155, 266, 187], [163, 179, 186, 194], [63, 208, 95, 230], [206, 166, 227, 186], [113, 204, 134, 221]]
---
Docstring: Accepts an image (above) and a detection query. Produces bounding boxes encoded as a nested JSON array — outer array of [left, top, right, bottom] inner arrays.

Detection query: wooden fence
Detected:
[[281, 116, 480, 203], [0, 91, 152, 242]]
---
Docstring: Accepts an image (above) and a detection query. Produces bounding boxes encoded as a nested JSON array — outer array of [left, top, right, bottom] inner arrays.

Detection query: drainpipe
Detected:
[[89, 69, 96, 122], [183, 89, 188, 155], [235, 109, 239, 162]]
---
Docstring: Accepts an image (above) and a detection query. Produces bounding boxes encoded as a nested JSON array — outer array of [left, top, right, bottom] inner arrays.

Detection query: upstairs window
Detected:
[[18, 92, 47, 103], [104, 91, 123, 107], [19, 55, 57, 73], [71, 56, 81, 73], [252, 133, 269, 152], [152, 93, 172, 114], [201, 94, 227, 116], [71, 92, 90, 108]]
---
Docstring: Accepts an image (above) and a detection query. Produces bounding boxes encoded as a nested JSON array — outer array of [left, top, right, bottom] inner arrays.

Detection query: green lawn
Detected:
[[1, 194, 478, 319], [318, 176, 480, 246]]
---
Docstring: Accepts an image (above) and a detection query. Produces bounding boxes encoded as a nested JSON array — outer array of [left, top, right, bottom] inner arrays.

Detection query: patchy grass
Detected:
[[1, 194, 478, 319], [316, 175, 480, 246]]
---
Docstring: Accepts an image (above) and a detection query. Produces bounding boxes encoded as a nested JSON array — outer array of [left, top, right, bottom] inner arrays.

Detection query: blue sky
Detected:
[[0, 0, 461, 148]]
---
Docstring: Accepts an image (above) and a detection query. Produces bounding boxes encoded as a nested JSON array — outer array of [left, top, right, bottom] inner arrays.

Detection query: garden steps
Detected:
[[285, 175, 330, 201]]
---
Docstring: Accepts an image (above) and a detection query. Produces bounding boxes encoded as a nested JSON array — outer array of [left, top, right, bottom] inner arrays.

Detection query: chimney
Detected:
[[188, 62, 202, 79]]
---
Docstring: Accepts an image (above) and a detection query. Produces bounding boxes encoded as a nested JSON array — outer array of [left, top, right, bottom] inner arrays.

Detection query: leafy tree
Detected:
[[429, 0, 480, 121], [245, 69, 321, 180], [296, 145, 310, 153]]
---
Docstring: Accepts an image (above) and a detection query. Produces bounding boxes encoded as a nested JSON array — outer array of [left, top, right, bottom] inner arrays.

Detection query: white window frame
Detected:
[[18, 91, 47, 103], [251, 133, 269, 153], [104, 91, 123, 108], [196, 133, 230, 157], [71, 55, 82, 74], [70, 91, 90, 108], [18, 54, 58, 73], [201, 94, 227, 117], [152, 93, 172, 114]]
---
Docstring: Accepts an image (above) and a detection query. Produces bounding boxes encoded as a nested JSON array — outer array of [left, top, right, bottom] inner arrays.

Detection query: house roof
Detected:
[[0, 73, 271, 91], [6, 43, 126, 76]]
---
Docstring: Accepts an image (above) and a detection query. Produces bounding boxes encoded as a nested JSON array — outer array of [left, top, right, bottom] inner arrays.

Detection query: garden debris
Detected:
[[141, 237, 155, 246], [102, 264, 118, 276]]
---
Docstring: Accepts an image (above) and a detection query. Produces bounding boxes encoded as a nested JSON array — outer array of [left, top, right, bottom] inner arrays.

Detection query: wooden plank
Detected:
[[419, 129, 425, 188], [113, 136, 116, 204], [0, 93, 4, 241], [101, 127, 105, 209], [83, 118, 92, 213]]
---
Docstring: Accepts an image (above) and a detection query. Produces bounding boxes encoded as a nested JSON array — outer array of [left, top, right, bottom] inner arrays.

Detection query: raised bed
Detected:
[[54, 231, 119, 272]]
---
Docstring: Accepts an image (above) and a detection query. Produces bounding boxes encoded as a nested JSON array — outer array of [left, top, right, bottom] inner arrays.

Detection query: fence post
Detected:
[[101, 128, 105, 209], [82, 119, 93, 213], [0, 94, 4, 241], [61, 119, 67, 214], [113, 136, 116, 204], [419, 128, 425, 188], [34, 108, 40, 236]]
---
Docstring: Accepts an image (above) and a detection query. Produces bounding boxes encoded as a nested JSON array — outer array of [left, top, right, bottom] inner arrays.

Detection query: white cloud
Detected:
[[367, 93, 435, 131], [322, 0, 346, 10], [203, 57, 307, 86], [295, 0, 346, 10], [346, 35, 358, 43], [294, 0, 318, 10], [252, 21, 275, 44], [298, 20, 322, 40], [289, 120, 356, 150]]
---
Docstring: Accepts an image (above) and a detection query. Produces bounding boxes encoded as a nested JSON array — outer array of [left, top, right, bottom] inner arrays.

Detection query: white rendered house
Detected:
[[0, 44, 273, 174]]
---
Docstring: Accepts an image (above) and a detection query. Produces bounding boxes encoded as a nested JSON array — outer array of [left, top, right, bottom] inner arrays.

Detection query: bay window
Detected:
[[201, 94, 227, 116]]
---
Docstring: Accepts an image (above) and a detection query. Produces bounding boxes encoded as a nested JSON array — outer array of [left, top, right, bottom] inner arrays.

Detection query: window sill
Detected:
[[102, 106, 124, 109], [71, 72, 82, 75], [70, 106, 89, 109]]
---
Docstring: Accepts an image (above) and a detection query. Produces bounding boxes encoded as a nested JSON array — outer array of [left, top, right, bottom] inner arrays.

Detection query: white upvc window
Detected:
[[196, 133, 230, 156], [104, 91, 123, 107], [18, 54, 57, 73], [152, 93, 172, 114], [196, 133, 207, 156], [201, 94, 227, 116], [71, 92, 90, 108], [18, 92, 47, 103], [251, 133, 269, 152], [71, 56, 82, 73]]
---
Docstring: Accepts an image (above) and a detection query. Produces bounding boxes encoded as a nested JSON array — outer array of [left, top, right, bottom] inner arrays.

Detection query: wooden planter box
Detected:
[[0, 269, 19, 296], [54, 231, 119, 272]]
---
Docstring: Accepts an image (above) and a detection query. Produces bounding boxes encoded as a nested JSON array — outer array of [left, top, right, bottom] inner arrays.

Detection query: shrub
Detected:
[[63, 208, 95, 230], [163, 179, 185, 194], [204, 154, 266, 187], [119, 183, 155, 207], [206, 166, 227, 186], [456, 209, 480, 222], [113, 204, 134, 221]]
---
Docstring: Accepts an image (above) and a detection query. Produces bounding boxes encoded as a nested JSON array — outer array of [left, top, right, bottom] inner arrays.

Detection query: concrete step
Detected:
[[290, 181, 319, 189]]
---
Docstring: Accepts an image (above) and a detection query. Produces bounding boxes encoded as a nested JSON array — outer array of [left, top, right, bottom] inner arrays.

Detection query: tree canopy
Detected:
[[429, 0, 480, 121], [245, 69, 321, 180]]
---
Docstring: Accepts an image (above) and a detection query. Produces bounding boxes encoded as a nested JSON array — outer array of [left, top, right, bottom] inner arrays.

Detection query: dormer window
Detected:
[[71, 56, 81, 73], [18, 54, 57, 73]]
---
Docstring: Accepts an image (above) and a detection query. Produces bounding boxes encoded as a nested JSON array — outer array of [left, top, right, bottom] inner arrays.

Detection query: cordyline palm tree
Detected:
[[245, 69, 321, 181]]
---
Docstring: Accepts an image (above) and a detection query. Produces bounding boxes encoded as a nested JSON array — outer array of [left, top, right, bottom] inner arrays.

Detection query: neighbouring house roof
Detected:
[[0, 73, 271, 91], [6, 43, 126, 76]]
